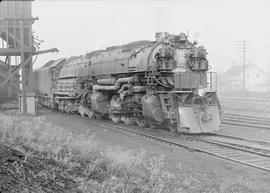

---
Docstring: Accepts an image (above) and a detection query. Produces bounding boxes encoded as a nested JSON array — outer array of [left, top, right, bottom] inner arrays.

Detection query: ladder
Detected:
[[159, 93, 177, 124]]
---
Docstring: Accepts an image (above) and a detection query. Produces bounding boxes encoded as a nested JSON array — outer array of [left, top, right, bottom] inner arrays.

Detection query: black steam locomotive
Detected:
[[34, 32, 221, 133]]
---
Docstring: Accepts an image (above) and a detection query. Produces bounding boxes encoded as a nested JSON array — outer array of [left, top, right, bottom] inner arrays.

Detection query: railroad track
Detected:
[[220, 97, 270, 115], [184, 134, 270, 172], [220, 96, 270, 103], [0, 103, 19, 112], [75, 114, 270, 173], [223, 106, 270, 114], [222, 112, 270, 129]]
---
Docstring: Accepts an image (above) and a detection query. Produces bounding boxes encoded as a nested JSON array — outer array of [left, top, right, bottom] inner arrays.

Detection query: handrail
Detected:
[[207, 71, 217, 92]]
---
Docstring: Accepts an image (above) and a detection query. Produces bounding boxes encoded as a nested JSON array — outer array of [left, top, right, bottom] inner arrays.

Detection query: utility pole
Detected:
[[236, 40, 252, 91], [20, 21, 27, 113]]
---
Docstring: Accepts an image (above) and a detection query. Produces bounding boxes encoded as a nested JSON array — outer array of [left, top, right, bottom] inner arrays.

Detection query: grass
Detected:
[[0, 113, 174, 193], [0, 112, 269, 193]]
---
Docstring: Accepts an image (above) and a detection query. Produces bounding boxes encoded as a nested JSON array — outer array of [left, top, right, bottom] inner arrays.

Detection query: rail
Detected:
[[71, 112, 270, 173]]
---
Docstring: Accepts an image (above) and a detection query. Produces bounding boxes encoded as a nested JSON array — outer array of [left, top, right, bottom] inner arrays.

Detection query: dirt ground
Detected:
[[43, 109, 270, 192], [0, 144, 79, 193]]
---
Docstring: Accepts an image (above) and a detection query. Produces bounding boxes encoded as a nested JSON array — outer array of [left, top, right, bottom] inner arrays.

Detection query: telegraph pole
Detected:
[[20, 21, 27, 113], [236, 40, 252, 91], [243, 40, 246, 90]]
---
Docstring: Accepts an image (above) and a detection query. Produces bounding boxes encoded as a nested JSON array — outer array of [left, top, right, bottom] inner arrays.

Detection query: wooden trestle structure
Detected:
[[0, 1, 57, 114]]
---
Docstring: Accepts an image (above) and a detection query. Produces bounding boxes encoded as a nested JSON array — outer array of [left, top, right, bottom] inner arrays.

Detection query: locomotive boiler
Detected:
[[34, 32, 221, 133]]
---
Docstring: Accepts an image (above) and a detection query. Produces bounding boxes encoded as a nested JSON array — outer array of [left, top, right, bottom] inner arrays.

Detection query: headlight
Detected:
[[198, 87, 206, 97]]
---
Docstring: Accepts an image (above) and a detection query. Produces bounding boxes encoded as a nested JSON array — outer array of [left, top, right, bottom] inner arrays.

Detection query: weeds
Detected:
[[0, 113, 173, 192], [0, 113, 268, 193]]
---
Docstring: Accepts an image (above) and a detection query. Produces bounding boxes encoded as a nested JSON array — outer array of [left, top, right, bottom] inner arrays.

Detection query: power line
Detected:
[[236, 40, 252, 91]]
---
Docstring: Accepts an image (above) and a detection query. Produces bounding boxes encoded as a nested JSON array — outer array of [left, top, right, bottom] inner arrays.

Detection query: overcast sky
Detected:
[[32, 0, 270, 73]]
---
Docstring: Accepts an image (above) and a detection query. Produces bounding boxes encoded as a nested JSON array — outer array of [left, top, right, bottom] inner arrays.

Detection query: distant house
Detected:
[[219, 64, 269, 92]]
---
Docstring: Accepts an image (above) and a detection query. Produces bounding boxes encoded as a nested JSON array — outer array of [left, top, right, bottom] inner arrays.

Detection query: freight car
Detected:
[[34, 32, 221, 133]]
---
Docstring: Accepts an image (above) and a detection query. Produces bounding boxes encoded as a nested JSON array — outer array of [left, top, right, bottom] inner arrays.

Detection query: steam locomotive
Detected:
[[34, 32, 221, 133]]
